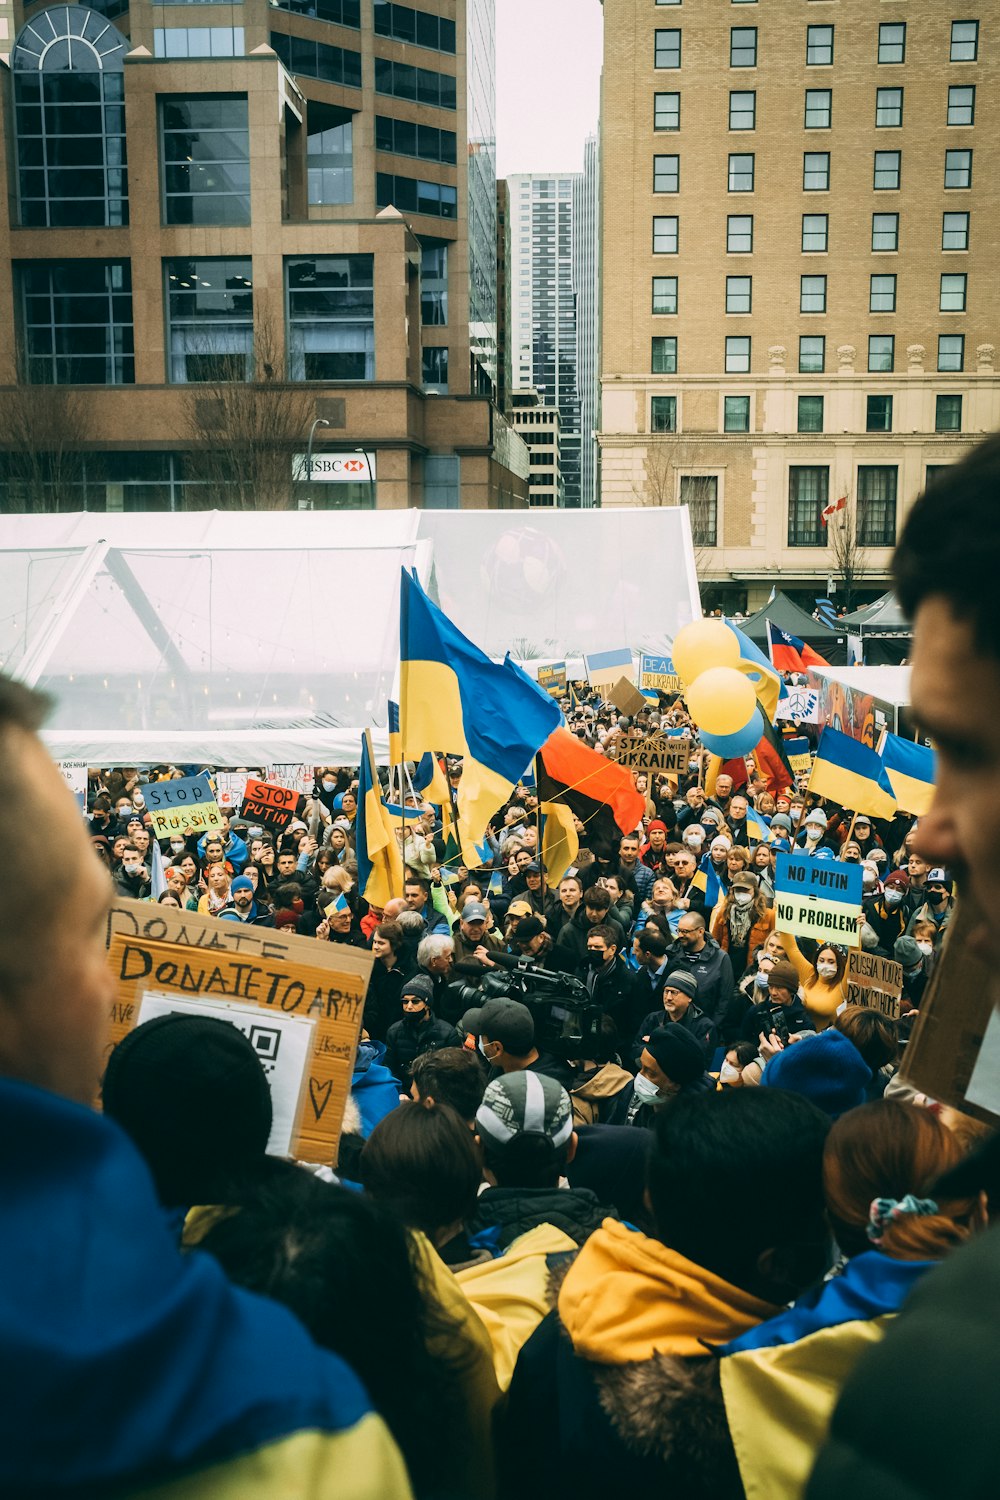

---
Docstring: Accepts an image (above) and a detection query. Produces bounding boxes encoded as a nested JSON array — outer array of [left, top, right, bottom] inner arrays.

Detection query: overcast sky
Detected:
[[496, 0, 604, 178]]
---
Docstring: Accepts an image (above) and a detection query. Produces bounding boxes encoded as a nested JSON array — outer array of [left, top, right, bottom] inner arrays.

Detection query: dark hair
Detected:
[[636, 927, 668, 959], [361, 1100, 482, 1241], [480, 1132, 571, 1191], [587, 922, 619, 949], [410, 1047, 486, 1123], [647, 1090, 830, 1299], [729, 1039, 759, 1068], [894, 432, 1000, 656], [584, 885, 612, 913], [373, 919, 404, 953], [404, 872, 430, 894], [835, 1006, 898, 1072], [197, 1162, 468, 1499]]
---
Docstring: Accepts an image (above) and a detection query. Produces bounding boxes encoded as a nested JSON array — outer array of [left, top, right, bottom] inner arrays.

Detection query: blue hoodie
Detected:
[[351, 1039, 403, 1137]]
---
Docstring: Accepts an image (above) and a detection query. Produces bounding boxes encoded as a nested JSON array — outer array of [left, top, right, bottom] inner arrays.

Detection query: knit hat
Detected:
[[401, 974, 435, 1003], [647, 820, 668, 834], [662, 969, 699, 1000], [230, 876, 254, 894], [884, 869, 910, 891], [102, 1013, 273, 1207], [643, 1025, 706, 1086], [759, 1028, 871, 1119], [894, 935, 924, 969], [463, 998, 535, 1055], [476, 1071, 573, 1151], [804, 809, 828, 828], [767, 960, 801, 996], [770, 814, 793, 833]]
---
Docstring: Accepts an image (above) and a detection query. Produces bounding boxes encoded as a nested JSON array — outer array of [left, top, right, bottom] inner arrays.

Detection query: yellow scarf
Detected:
[[558, 1219, 779, 1364]]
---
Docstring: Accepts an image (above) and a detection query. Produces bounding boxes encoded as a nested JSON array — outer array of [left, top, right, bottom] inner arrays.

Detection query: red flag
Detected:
[[537, 727, 646, 843]]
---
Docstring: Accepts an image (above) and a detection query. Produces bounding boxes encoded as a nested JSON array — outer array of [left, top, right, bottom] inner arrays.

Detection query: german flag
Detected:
[[536, 727, 645, 854]]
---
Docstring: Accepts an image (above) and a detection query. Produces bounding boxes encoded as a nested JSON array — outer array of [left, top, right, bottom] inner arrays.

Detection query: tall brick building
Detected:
[[599, 0, 1000, 609]]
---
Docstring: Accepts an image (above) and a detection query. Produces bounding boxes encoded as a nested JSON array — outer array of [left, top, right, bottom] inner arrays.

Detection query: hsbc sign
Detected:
[[292, 452, 376, 483]]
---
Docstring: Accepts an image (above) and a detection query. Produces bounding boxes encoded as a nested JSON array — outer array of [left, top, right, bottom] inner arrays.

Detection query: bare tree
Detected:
[[0, 358, 94, 512], [633, 439, 717, 585], [827, 495, 870, 613], [181, 315, 315, 511]]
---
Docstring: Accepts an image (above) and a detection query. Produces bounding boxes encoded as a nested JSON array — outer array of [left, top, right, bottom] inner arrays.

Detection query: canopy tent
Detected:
[[735, 591, 848, 663], [840, 592, 911, 666], [2, 508, 701, 765]]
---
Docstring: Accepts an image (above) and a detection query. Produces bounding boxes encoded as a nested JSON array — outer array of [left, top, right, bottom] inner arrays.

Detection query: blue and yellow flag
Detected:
[[412, 750, 451, 807], [356, 729, 404, 909], [879, 732, 936, 816], [724, 621, 788, 722], [691, 862, 724, 916], [387, 700, 402, 765], [399, 570, 561, 863], [808, 727, 897, 819], [745, 805, 770, 844]]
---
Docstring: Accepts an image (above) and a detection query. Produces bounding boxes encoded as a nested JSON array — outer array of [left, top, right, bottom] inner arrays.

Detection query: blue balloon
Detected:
[[700, 707, 764, 759]]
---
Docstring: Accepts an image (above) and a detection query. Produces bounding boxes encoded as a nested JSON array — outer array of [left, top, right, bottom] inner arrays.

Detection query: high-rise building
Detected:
[[495, 177, 512, 413], [0, 0, 530, 512], [600, 0, 1000, 608], [510, 387, 561, 506], [508, 171, 581, 506], [573, 133, 600, 509]]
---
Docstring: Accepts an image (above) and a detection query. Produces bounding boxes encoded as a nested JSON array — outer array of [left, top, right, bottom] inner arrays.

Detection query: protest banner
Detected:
[[240, 776, 302, 833], [776, 688, 821, 725], [267, 764, 317, 797], [584, 648, 634, 689], [136, 991, 315, 1157], [784, 736, 813, 777], [59, 759, 88, 810], [774, 851, 863, 946], [145, 773, 225, 839], [639, 653, 683, 695], [609, 677, 648, 717], [847, 951, 903, 1019], [536, 662, 567, 699], [611, 732, 689, 776], [215, 771, 249, 810]]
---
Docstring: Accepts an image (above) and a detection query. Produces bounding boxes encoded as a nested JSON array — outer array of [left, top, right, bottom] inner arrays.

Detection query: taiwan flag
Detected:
[[766, 620, 830, 672]]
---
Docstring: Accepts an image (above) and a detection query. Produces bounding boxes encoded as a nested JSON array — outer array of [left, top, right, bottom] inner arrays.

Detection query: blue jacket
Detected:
[[197, 829, 248, 873], [352, 1040, 403, 1137]]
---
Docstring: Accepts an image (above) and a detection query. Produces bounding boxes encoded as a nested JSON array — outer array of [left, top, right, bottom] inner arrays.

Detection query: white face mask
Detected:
[[632, 1071, 663, 1103], [123, 861, 141, 875], [755, 971, 769, 989], [733, 891, 754, 907], [916, 940, 933, 956], [719, 1060, 741, 1085], [884, 889, 903, 906], [805, 826, 822, 842], [816, 961, 838, 979], [170, 841, 185, 854], [684, 833, 703, 848]]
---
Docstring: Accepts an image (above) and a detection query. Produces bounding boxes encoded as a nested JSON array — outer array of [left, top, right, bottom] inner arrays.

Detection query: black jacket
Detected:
[[631, 1004, 719, 1065], [741, 995, 812, 1045], [664, 937, 736, 1026], [470, 1185, 613, 1253], [363, 960, 410, 1042], [384, 1014, 461, 1081], [584, 957, 634, 1031]]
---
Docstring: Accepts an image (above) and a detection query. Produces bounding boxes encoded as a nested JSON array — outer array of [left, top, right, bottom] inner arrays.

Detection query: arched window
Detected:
[[12, 6, 128, 227]]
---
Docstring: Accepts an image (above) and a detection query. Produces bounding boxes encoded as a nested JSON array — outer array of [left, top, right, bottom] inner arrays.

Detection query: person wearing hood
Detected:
[[607, 1024, 715, 1128], [632, 970, 719, 1067], [894, 934, 932, 1013], [197, 821, 248, 874], [796, 807, 838, 853], [384, 975, 462, 1084]]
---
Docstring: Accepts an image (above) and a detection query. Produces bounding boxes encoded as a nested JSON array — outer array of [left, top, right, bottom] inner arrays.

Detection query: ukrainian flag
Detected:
[[808, 727, 897, 819], [691, 863, 724, 916], [724, 621, 787, 722], [356, 729, 404, 909], [412, 749, 452, 808], [745, 805, 770, 844], [387, 700, 402, 765], [399, 570, 561, 863], [879, 732, 936, 816]]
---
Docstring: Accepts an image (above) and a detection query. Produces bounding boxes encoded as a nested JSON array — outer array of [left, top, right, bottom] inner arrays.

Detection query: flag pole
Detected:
[[534, 754, 545, 904]]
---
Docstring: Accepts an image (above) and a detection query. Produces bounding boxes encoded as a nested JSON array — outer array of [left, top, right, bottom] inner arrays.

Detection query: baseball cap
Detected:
[[462, 901, 489, 922], [476, 1071, 573, 1151], [927, 868, 952, 888], [514, 915, 545, 943], [463, 998, 535, 1054], [507, 898, 533, 920]]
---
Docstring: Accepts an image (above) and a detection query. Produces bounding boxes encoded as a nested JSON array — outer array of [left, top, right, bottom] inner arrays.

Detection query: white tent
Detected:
[[1, 508, 701, 764]]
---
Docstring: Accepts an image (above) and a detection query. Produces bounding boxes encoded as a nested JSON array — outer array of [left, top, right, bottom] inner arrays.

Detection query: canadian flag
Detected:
[[820, 494, 848, 527]]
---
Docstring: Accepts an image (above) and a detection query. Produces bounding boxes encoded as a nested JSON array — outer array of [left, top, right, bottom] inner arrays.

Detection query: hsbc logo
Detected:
[[293, 452, 376, 484]]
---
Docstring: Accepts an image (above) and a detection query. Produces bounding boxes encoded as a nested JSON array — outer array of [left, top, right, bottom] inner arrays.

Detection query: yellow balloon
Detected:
[[686, 667, 757, 737], [671, 619, 740, 686]]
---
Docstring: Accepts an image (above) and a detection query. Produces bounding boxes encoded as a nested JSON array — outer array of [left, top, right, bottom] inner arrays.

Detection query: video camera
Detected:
[[450, 952, 605, 1058]]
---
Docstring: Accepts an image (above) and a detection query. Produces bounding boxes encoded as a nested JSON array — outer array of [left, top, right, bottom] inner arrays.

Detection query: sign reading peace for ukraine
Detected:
[[774, 852, 864, 947], [638, 654, 683, 694]]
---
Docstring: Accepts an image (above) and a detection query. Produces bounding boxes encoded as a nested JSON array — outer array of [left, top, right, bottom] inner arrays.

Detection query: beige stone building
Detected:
[[0, 0, 528, 512], [599, 0, 1000, 609], [510, 386, 562, 505]]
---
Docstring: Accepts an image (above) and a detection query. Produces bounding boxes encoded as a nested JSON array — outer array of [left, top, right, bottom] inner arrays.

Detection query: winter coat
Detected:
[[469, 1185, 614, 1255], [384, 1014, 462, 1082], [363, 959, 410, 1041], [350, 1039, 403, 1136], [631, 1004, 719, 1065], [710, 905, 775, 963], [568, 1062, 634, 1126], [664, 935, 736, 1025]]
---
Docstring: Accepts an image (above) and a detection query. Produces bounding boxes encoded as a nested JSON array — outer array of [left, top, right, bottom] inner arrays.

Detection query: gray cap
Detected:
[[461, 901, 489, 922], [476, 1071, 573, 1151]]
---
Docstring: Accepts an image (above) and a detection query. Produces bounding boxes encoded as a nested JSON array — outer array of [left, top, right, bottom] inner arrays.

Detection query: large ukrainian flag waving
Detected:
[[399, 569, 561, 862]]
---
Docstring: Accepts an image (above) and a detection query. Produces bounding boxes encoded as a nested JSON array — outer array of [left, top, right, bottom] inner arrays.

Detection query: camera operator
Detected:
[[740, 959, 812, 1047], [462, 998, 575, 1091]]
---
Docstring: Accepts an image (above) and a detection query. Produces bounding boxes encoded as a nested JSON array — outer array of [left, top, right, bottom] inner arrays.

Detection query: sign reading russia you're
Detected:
[[774, 851, 864, 947]]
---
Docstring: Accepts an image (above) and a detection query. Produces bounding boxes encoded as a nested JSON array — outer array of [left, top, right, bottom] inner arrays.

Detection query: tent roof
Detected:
[[736, 591, 842, 646], [840, 592, 911, 634], [810, 664, 912, 709]]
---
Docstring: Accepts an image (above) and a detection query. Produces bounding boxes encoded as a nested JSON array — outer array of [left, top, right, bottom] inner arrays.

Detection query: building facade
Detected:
[[573, 133, 600, 509], [509, 387, 561, 506], [0, 0, 529, 512], [600, 0, 1000, 608]]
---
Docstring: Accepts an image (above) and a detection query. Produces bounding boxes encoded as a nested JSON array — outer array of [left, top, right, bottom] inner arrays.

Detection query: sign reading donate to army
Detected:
[[847, 951, 903, 1020], [145, 773, 225, 839], [774, 852, 864, 946]]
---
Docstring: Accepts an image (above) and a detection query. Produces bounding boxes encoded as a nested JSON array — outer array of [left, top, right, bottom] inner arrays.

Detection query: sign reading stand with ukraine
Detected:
[[774, 851, 864, 946]]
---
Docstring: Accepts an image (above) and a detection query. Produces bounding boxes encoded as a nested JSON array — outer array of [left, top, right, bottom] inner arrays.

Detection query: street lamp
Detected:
[[306, 416, 330, 482], [354, 445, 376, 509]]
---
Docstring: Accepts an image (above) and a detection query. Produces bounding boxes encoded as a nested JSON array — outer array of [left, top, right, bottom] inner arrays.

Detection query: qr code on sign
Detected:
[[247, 1023, 282, 1075]]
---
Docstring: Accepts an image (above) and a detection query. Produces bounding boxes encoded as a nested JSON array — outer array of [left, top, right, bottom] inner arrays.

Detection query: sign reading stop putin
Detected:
[[240, 777, 301, 833]]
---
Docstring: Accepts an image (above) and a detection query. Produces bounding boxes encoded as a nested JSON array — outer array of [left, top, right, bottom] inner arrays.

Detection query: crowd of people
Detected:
[[5, 432, 1000, 1499]]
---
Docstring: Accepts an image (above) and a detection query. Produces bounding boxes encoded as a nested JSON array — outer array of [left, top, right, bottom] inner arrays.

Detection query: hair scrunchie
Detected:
[[867, 1194, 939, 1245]]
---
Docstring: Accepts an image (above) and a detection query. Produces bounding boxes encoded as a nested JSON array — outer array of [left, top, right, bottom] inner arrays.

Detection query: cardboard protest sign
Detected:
[[536, 663, 567, 699], [611, 732, 689, 776], [776, 688, 821, 725], [215, 772, 249, 810], [609, 678, 649, 717], [784, 736, 813, 777], [137, 991, 315, 1156], [59, 760, 88, 810], [584, 648, 634, 688], [240, 776, 302, 833], [267, 764, 317, 797], [639, 654, 683, 695], [145, 773, 225, 839], [847, 951, 903, 1019], [774, 852, 863, 946]]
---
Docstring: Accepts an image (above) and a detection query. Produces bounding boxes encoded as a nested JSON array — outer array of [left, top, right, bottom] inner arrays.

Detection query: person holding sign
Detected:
[[776, 932, 848, 1030]]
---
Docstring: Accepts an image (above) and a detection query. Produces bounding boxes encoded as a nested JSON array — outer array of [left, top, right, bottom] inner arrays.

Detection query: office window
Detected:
[[725, 336, 751, 373], [681, 475, 718, 547], [872, 212, 899, 252], [870, 274, 896, 313], [866, 394, 893, 432], [651, 395, 677, 433], [373, 3, 456, 53], [806, 25, 833, 65], [876, 87, 903, 127], [160, 95, 249, 226], [652, 336, 677, 374], [951, 20, 979, 61], [857, 467, 897, 547], [805, 89, 831, 128], [285, 254, 374, 380], [798, 395, 824, 433], [877, 22, 905, 63], [165, 257, 252, 383], [653, 215, 679, 253], [18, 260, 134, 384], [656, 0, 681, 5], [270, 0, 359, 22], [730, 27, 757, 65], [729, 90, 756, 129], [948, 84, 976, 124], [800, 274, 827, 313], [802, 213, 828, 252], [874, 150, 901, 189], [655, 28, 681, 67], [938, 334, 965, 372], [654, 91, 680, 129], [724, 395, 750, 432], [153, 27, 244, 56], [308, 108, 353, 205], [376, 173, 457, 218], [372, 56, 456, 108], [652, 275, 678, 314], [868, 334, 894, 372], [271, 32, 362, 87], [925, 464, 951, 489], [788, 466, 828, 547], [945, 149, 972, 188], [940, 273, 967, 311], [726, 275, 752, 313], [422, 346, 448, 392], [936, 394, 963, 431], [799, 335, 825, 373], [728, 152, 755, 191], [803, 152, 830, 190], [727, 214, 753, 252], [942, 211, 970, 249], [375, 115, 457, 164], [654, 154, 680, 192], [420, 242, 448, 325]]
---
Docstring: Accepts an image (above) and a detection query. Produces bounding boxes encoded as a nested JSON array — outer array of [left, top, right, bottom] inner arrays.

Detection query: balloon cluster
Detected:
[[672, 620, 764, 758]]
